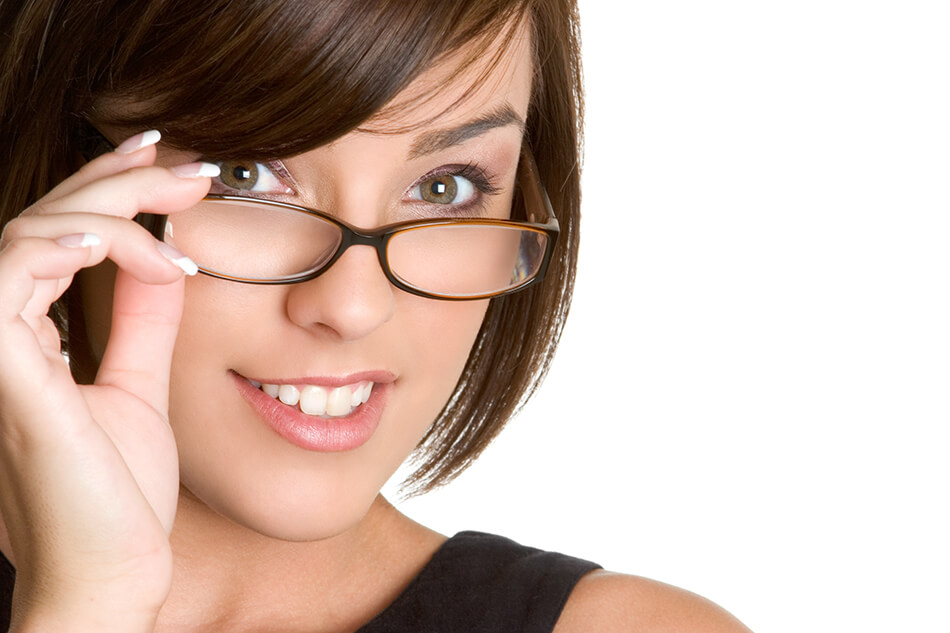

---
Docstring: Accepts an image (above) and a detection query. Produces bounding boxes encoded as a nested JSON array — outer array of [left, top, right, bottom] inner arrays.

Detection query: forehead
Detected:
[[360, 22, 534, 136]]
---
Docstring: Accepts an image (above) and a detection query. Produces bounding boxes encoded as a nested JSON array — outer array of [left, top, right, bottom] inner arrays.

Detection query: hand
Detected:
[[0, 132, 215, 630]]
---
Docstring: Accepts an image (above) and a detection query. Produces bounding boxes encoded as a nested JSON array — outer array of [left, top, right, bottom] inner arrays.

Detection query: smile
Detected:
[[231, 371, 390, 452], [249, 379, 375, 418]]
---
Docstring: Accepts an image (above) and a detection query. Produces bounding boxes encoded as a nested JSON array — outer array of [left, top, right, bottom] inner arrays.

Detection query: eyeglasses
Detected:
[[77, 123, 559, 301]]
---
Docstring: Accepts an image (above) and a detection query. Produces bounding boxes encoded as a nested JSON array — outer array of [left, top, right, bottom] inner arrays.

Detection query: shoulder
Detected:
[[554, 570, 753, 633]]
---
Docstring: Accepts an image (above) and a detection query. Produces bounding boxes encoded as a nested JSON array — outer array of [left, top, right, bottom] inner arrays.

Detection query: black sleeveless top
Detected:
[[0, 531, 600, 632], [356, 531, 601, 632]]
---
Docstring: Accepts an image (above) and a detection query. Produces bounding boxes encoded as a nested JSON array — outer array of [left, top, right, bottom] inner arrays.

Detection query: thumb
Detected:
[[95, 267, 186, 416]]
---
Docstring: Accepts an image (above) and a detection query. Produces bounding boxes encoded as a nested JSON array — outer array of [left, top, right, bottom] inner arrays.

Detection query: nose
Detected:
[[285, 244, 395, 340]]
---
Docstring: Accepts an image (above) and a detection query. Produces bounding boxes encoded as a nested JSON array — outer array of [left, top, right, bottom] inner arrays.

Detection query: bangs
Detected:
[[82, 0, 531, 158]]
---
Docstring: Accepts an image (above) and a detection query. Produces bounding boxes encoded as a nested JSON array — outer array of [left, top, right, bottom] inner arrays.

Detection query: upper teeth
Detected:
[[258, 381, 374, 417]]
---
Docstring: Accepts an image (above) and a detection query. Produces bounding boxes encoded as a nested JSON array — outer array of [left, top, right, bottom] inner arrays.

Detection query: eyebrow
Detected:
[[407, 103, 525, 159]]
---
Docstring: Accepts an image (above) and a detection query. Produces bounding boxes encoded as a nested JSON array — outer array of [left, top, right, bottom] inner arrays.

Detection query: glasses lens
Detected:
[[168, 199, 342, 280], [388, 223, 548, 298]]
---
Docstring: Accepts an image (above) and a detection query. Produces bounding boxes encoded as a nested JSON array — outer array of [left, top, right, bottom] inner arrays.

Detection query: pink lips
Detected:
[[230, 371, 392, 452]]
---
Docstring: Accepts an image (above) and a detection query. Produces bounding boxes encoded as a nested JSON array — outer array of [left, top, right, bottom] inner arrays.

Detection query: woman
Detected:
[[0, 1, 751, 631]]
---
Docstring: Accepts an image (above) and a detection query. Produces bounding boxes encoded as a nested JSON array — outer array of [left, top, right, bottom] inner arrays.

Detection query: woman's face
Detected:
[[97, 29, 535, 541]]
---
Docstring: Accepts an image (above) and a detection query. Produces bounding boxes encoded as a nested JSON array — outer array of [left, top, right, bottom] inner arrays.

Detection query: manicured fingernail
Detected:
[[171, 162, 220, 179], [115, 130, 162, 154], [56, 233, 101, 248], [156, 242, 198, 276]]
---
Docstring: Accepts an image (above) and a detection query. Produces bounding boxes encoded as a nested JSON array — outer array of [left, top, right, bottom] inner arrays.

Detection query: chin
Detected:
[[179, 464, 386, 543]]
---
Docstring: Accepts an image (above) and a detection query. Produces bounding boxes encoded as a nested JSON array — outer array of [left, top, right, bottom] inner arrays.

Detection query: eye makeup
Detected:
[[206, 159, 297, 197], [200, 150, 511, 220], [403, 162, 504, 218]]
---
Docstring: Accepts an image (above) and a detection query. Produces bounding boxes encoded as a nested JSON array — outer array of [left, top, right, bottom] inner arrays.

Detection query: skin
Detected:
[[0, 22, 753, 633]]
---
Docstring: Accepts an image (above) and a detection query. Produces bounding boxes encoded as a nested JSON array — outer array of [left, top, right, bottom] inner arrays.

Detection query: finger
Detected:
[[2, 214, 195, 286], [0, 236, 94, 324], [28, 162, 217, 221], [41, 130, 162, 204], [0, 238, 94, 408], [94, 268, 185, 415]]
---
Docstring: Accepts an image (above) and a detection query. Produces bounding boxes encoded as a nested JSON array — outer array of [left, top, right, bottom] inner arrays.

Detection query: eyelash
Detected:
[[407, 163, 503, 214], [205, 159, 293, 196], [203, 158, 504, 213], [429, 163, 501, 195]]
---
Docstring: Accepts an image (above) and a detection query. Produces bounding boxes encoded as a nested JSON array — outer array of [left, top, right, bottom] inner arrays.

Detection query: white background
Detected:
[[386, 2, 950, 631]]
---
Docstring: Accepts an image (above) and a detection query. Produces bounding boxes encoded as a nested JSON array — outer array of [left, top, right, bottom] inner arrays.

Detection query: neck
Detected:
[[154, 489, 445, 633]]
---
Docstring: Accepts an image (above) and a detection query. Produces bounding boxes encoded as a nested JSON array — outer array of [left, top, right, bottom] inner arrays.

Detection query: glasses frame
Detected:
[[77, 121, 560, 301]]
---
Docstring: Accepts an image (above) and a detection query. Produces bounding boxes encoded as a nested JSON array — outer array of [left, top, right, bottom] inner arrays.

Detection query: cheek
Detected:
[[362, 295, 489, 461], [172, 279, 283, 363], [399, 298, 489, 403]]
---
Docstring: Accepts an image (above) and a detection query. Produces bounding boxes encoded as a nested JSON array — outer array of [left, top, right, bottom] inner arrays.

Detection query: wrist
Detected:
[[9, 571, 169, 633], [10, 608, 159, 633]]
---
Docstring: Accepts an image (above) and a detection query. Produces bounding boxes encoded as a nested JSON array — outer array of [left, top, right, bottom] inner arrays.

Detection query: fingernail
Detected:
[[156, 242, 198, 276], [56, 233, 101, 248], [115, 130, 162, 154], [171, 162, 220, 179]]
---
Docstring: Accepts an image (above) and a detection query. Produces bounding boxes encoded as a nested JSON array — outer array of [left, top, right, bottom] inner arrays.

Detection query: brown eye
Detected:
[[218, 161, 259, 190], [419, 175, 459, 204]]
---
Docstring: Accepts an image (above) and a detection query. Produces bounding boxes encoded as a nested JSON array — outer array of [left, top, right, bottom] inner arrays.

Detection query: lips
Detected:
[[230, 371, 392, 452]]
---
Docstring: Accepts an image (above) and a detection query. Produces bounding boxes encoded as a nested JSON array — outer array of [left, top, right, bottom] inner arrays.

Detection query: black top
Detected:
[[0, 531, 600, 632], [356, 531, 601, 633]]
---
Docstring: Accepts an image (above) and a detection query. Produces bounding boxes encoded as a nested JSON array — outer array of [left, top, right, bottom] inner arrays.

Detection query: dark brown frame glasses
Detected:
[[78, 122, 559, 300]]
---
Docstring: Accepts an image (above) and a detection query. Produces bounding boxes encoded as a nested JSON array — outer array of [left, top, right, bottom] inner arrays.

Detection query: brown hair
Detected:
[[0, 0, 583, 495]]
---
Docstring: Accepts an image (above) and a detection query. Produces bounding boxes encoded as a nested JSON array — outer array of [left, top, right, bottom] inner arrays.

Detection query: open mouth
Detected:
[[249, 379, 374, 418]]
